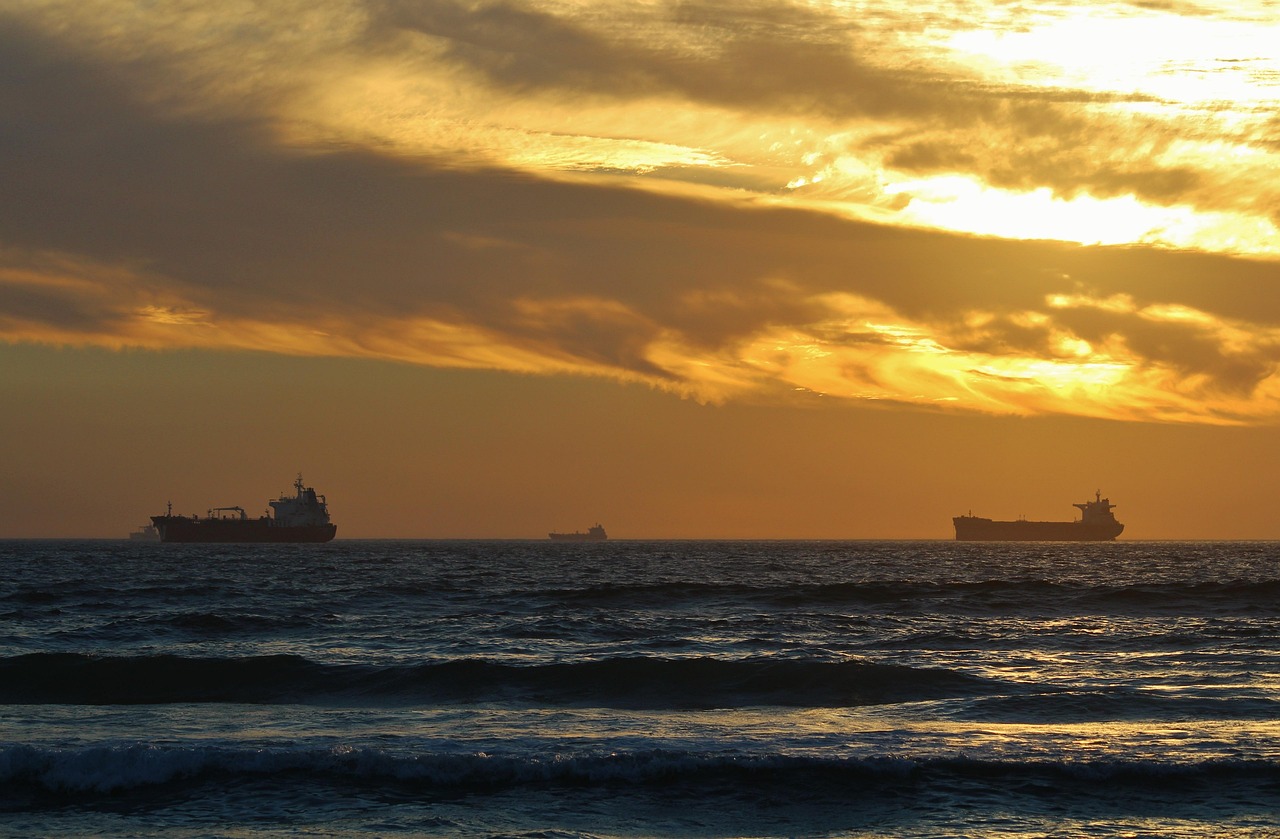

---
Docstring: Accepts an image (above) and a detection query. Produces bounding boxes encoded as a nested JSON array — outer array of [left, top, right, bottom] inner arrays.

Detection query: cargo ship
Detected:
[[548, 523, 607, 542], [151, 475, 337, 543], [953, 491, 1123, 541]]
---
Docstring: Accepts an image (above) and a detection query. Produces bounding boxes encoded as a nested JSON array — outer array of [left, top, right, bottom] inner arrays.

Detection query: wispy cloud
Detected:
[[4, 1, 1280, 425]]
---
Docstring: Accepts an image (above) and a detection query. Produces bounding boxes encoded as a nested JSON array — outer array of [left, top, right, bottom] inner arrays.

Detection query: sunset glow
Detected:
[[5, 0, 1280, 537]]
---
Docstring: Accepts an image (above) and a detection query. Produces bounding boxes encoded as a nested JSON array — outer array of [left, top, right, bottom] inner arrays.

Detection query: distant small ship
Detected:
[[953, 491, 1124, 541], [150, 475, 337, 543], [128, 524, 160, 542], [548, 523, 607, 542]]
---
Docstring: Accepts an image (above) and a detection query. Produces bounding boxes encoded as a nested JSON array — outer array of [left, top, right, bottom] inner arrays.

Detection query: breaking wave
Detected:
[[0, 653, 998, 708], [5, 743, 1280, 801]]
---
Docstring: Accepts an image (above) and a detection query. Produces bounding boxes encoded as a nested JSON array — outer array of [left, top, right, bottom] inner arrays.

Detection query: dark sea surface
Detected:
[[3, 539, 1280, 838]]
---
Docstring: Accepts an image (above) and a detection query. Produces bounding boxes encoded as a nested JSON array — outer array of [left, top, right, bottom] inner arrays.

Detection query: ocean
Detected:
[[3, 539, 1280, 838]]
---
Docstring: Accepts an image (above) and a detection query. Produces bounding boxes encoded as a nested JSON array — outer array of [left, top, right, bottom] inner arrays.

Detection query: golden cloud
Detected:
[[6, 242, 1280, 426], [5, 0, 1280, 427]]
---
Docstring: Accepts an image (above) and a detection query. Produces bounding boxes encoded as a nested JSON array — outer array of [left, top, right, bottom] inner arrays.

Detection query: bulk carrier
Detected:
[[548, 524, 607, 542], [151, 475, 336, 543], [953, 491, 1123, 541]]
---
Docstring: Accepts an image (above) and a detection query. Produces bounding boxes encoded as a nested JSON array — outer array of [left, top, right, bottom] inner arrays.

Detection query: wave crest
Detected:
[[0, 653, 994, 708], [5, 743, 1280, 798]]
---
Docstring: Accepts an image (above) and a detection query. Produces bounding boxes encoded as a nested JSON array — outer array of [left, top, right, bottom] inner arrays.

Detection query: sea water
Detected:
[[2, 539, 1279, 837]]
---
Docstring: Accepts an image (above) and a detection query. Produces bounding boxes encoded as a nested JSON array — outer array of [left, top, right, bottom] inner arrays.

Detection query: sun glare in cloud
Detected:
[[946, 8, 1280, 106], [876, 176, 1280, 253], [191, 0, 1280, 258], [7, 0, 1280, 427], [725, 292, 1280, 426], [868, 5, 1280, 253]]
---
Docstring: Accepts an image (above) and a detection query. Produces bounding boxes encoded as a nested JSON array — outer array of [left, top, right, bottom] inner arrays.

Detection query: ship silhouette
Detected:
[[150, 475, 336, 543], [548, 523, 607, 541], [953, 491, 1123, 541]]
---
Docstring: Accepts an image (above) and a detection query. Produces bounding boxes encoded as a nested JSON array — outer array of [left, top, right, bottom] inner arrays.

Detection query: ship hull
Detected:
[[151, 516, 337, 543], [548, 533, 606, 542], [953, 517, 1123, 542]]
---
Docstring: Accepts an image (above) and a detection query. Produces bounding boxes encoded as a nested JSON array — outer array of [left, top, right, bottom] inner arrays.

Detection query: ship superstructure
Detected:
[[151, 475, 337, 543], [953, 491, 1123, 541], [549, 524, 607, 541]]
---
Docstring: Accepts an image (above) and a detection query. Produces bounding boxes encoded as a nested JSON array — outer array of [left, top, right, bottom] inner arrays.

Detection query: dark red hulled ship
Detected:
[[151, 475, 336, 543], [953, 491, 1123, 541]]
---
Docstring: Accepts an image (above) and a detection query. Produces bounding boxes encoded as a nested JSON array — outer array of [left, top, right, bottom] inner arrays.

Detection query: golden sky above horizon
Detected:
[[4, 0, 1280, 537]]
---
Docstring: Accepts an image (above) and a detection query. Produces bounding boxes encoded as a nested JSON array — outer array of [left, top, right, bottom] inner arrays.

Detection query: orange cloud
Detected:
[[5, 3, 1280, 427], [6, 238, 1280, 426]]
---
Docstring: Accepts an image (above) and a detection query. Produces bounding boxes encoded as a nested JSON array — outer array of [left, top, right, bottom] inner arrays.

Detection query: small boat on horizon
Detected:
[[128, 524, 161, 542], [548, 523, 607, 542]]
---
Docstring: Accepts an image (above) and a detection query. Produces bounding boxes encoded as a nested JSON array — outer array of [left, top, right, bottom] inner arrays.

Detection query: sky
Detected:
[[3, 0, 1280, 538]]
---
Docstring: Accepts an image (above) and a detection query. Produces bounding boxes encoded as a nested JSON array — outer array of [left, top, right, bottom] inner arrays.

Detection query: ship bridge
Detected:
[[269, 475, 331, 527], [1075, 491, 1118, 524]]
